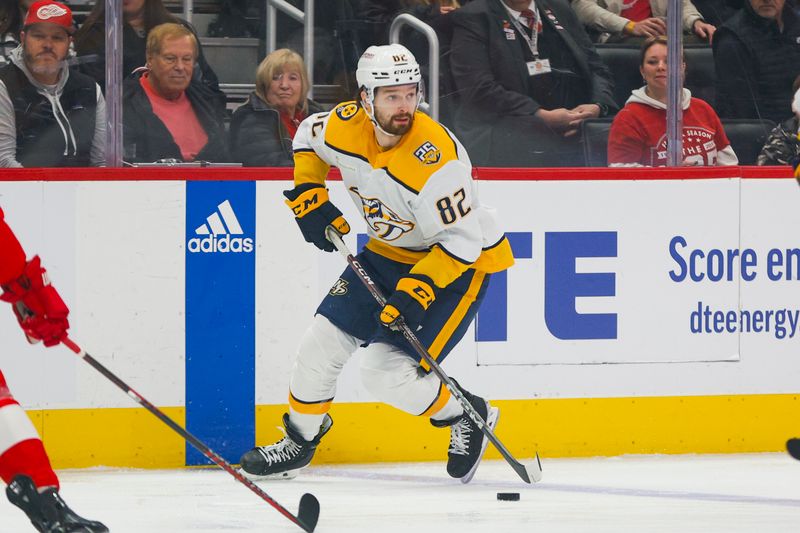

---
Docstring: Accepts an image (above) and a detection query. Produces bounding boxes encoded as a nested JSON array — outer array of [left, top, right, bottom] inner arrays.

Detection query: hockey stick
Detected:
[[324, 227, 543, 484], [59, 336, 320, 532], [787, 438, 800, 460]]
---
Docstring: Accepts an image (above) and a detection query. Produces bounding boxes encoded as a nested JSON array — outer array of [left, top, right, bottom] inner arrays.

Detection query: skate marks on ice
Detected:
[[1, 455, 799, 532]]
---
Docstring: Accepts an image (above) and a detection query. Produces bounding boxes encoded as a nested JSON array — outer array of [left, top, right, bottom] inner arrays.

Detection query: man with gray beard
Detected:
[[0, 0, 105, 167]]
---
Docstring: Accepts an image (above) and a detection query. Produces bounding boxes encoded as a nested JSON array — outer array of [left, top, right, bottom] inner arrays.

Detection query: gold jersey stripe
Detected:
[[366, 237, 515, 280], [473, 237, 515, 273], [412, 245, 471, 288], [421, 271, 487, 372]]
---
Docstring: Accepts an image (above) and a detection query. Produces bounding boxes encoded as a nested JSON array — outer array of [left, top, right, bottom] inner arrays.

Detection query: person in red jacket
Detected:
[[0, 207, 107, 532], [608, 35, 738, 167]]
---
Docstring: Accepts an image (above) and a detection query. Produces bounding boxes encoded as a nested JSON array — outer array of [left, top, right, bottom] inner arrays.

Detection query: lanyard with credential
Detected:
[[505, 0, 541, 59]]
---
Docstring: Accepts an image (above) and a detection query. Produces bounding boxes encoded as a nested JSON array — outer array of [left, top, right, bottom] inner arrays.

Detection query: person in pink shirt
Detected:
[[122, 22, 228, 163]]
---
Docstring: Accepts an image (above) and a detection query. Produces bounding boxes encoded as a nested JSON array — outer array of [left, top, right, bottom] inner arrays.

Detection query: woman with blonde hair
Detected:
[[230, 48, 323, 167]]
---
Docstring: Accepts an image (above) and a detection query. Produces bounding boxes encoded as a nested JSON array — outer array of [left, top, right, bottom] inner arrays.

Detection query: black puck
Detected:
[[497, 492, 520, 501]]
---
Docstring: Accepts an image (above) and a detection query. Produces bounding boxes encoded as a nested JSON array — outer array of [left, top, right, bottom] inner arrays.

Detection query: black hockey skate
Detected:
[[431, 382, 499, 484], [240, 413, 333, 480], [6, 475, 108, 533]]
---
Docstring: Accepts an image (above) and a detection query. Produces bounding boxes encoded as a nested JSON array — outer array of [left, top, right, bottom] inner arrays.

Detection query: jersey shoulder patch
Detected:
[[334, 102, 360, 121]]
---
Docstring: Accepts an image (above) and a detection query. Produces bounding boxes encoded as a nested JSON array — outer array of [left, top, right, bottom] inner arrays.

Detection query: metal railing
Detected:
[[105, 0, 123, 167], [266, 0, 314, 99], [183, 0, 193, 23], [389, 14, 439, 121]]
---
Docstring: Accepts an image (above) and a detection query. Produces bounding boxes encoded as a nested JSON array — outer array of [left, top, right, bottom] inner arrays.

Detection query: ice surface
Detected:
[[1, 454, 799, 532]]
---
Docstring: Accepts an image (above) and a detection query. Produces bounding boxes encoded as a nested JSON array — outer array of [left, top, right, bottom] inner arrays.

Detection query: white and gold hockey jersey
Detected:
[[292, 101, 514, 289]]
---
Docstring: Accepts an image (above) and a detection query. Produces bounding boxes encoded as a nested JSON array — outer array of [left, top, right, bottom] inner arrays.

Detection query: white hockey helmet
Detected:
[[356, 44, 422, 104], [356, 44, 422, 135]]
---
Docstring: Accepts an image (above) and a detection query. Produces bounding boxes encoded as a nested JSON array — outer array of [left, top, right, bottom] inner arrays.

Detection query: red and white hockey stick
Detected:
[[324, 227, 543, 484], [60, 336, 320, 532]]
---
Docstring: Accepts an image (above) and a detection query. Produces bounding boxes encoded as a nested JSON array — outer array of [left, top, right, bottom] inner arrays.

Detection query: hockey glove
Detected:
[[378, 275, 436, 332], [0, 256, 70, 347], [284, 183, 350, 252]]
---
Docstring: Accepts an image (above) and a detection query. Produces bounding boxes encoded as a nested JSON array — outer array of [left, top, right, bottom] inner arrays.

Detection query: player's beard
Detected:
[[377, 110, 414, 136]]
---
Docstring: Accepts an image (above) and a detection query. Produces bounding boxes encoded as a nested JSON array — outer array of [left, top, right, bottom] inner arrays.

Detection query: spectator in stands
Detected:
[[713, 0, 800, 123], [362, 1, 471, 45], [361, 0, 471, 127], [73, 0, 221, 97], [608, 36, 737, 166], [122, 23, 227, 163], [758, 77, 800, 165], [692, 0, 743, 26], [229, 49, 323, 167], [449, 0, 617, 166], [572, 0, 715, 43], [0, 0, 105, 167], [0, 0, 30, 65]]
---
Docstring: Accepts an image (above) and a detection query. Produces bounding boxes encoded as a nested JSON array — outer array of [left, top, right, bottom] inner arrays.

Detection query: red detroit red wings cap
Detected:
[[24, 0, 74, 34]]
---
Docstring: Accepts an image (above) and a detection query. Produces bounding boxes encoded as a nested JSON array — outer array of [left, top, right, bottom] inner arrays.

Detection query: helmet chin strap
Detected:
[[362, 85, 422, 139]]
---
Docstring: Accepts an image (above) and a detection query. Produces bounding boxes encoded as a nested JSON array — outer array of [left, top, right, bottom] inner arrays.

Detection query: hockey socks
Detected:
[[0, 373, 58, 489]]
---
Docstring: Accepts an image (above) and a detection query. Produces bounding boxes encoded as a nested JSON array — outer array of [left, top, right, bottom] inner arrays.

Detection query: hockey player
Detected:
[[240, 44, 515, 483], [0, 207, 108, 532]]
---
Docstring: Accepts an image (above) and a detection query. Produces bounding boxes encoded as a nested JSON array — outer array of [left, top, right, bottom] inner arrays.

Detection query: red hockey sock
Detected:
[[0, 372, 59, 489]]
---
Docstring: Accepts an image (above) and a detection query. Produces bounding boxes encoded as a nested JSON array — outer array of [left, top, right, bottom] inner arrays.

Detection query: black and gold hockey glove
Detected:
[[378, 274, 436, 332], [284, 183, 350, 252]]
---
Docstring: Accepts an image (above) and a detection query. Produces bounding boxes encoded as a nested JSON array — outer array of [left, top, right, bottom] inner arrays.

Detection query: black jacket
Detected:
[[122, 73, 228, 163], [0, 63, 98, 167], [713, 2, 800, 122], [229, 93, 324, 167], [448, 0, 616, 163], [361, 0, 474, 47], [451, 0, 616, 117]]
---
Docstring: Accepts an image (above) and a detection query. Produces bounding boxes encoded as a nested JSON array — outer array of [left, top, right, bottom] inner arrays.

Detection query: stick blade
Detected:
[[511, 452, 543, 484], [787, 438, 800, 460], [527, 453, 543, 483], [296, 493, 320, 532]]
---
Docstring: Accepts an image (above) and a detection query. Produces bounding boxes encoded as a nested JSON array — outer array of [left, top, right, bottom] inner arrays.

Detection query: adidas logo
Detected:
[[187, 199, 254, 254]]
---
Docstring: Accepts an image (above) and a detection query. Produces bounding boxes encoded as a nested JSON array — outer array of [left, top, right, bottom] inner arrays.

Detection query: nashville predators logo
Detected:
[[413, 141, 441, 165], [329, 278, 349, 296], [349, 186, 414, 241], [335, 103, 359, 121]]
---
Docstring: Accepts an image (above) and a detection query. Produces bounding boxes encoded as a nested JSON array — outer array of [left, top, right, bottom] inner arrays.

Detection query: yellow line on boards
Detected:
[[27, 393, 800, 469]]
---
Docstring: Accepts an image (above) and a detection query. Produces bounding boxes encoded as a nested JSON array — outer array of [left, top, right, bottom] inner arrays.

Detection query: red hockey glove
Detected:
[[378, 275, 436, 332], [0, 256, 69, 347]]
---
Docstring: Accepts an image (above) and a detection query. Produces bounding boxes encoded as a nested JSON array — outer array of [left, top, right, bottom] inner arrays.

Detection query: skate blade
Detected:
[[460, 403, 500, 484], [239, 467, 300, 481]]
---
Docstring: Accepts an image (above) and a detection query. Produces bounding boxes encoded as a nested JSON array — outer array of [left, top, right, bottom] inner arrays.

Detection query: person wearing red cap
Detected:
[[0, 0, 106, 167], [0, 207, 108, 532]]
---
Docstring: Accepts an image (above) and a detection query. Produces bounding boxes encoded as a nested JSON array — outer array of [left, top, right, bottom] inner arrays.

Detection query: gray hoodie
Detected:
[[0, 45, 105, 167]]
